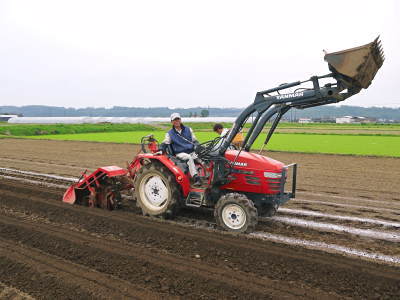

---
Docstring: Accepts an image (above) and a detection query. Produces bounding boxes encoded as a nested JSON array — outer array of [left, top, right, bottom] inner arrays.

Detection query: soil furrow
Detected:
[[0, 237, 163, 300], [0, 214, 311, 299], [278, 208, 400, 228], [0, 156, 89, 171], [1, 180, 399, 298], [0, 256, 93, 300], [2, 179, 399, 258], [296, 191, 400, 208], [0, 281, 35, 300], [2, 139, 400, 298]]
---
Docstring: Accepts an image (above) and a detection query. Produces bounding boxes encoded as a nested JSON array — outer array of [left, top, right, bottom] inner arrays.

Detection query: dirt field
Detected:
[[0, 139, 399, 299]]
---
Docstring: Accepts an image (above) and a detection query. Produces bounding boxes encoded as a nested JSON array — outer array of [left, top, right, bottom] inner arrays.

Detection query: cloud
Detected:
[[0, 0, 398, 108]]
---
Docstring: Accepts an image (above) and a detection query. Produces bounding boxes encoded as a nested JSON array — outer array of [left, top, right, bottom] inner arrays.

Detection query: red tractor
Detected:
[[63, 38, 384, 233]]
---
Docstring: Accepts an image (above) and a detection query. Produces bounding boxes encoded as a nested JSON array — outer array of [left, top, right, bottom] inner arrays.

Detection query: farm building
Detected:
[[0, 114, 19, 122], [336, 116, 376, 124], [298, 118, 313, 124]]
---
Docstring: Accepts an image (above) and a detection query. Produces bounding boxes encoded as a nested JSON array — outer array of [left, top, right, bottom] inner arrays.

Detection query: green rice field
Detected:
[[24, 130, 400, 157], [1, 122, 399, 157]]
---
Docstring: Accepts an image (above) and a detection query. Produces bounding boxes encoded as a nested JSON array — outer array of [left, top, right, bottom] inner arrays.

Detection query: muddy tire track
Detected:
[[1, 179, 400, 298]]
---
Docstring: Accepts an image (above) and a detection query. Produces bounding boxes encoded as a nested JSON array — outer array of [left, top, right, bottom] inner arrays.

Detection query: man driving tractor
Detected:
[[162, 113, 202, 186]]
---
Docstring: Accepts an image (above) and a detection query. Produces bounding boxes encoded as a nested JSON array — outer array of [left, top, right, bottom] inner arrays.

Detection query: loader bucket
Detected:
[[63, 185, 76, 204], [324, 37, 384, 89]]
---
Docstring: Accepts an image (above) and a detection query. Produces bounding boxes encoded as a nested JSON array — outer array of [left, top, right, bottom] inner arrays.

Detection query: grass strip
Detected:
[[22, 131, 400, 157], [0, 123, 156, 136]]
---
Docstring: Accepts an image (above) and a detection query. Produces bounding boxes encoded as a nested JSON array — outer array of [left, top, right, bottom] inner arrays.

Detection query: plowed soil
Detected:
[[0, 139, 399, 299]]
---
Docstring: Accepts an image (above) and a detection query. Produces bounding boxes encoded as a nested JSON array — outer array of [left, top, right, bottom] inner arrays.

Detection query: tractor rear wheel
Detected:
[[214, 193, 258, 233], [134, 162, 180, 218]]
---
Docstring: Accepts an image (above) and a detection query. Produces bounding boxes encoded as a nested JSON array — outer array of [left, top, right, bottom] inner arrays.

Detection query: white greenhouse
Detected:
[[8, 117, 240, 124]]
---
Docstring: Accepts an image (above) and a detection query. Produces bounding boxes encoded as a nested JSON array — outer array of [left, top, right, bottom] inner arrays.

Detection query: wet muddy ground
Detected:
[[0, 139, 399, 299]]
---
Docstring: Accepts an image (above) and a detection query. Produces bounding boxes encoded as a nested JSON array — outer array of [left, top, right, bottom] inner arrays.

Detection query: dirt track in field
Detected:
[[1, 138, 399, 202], [1, 139, 400, 299]]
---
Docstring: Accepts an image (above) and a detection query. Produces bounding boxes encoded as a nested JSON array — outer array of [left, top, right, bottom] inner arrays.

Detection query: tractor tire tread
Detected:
[[214, 193, 258, 233], [134, 161, 181, 219]]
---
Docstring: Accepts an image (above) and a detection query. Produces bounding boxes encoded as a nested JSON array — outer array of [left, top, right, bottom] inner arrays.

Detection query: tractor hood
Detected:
[[225, 150, 284, 172]]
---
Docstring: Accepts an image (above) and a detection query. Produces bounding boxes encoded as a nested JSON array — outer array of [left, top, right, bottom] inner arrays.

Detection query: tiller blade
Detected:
[[62, 185, 77, 204]]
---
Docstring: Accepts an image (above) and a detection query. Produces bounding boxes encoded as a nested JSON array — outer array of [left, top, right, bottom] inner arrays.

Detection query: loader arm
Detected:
[[219, 74, 356, 155], [219, 37, 384, 155], [243, 76, 361, 152]]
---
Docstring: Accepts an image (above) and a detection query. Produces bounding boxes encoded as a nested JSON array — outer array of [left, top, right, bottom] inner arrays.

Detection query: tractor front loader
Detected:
[[63, 38, 384, 233]]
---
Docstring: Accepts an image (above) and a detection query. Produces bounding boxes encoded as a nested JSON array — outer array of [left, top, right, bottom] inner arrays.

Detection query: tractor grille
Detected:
[[264, 170, 285, 193], [245, 175, 261, 185], [267, 178, 282, 192]]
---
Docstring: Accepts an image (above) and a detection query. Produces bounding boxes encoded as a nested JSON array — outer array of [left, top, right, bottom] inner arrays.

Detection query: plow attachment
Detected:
[[324, 37, 384, 89], [62, 166, 131, 210], [63, 185, 77, 204]]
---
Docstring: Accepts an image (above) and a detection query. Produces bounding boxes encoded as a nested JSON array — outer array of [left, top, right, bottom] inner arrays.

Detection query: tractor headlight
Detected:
[[264, 172, 282, 179]]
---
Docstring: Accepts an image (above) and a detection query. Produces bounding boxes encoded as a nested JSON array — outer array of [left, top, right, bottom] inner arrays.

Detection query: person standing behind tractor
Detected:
[[162, 113, 202, 186], [213, 123, 244, 148], [213, 123, 229, 138]]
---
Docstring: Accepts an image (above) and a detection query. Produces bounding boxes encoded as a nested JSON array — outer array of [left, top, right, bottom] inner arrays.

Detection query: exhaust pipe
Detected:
[[324, 37, 384, 89]]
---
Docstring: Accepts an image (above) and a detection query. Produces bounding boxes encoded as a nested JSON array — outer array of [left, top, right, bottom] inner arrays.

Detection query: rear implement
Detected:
[[63, 166, 130, 209]]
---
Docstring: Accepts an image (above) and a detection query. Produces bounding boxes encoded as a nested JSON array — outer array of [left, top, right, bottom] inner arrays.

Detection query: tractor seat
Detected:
[[169, 156, 189, 174], [164, 144, 190, 173]]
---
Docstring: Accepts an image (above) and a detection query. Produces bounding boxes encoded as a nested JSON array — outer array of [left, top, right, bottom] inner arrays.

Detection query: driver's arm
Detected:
[[159, 132, 171, 154], [162, 132, 171, 144], [190, 128, 198, 144], [191, 129, 200, 147]]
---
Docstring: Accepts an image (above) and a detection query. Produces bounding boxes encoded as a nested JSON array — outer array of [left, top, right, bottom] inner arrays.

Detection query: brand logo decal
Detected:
[[232, 162, 247, 167], [276, 92, 304, 100]]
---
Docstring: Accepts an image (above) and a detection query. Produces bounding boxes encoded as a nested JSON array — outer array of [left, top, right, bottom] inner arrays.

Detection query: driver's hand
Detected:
[[159, 143, 167, 154], [194, 144, 205, 155]]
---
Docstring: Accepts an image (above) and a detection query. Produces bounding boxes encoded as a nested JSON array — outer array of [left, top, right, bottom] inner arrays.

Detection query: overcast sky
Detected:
[[0, 0, 399, 108]]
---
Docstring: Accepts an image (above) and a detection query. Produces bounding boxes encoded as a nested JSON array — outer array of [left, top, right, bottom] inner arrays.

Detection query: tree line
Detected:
[[0, 105, 399, 120]]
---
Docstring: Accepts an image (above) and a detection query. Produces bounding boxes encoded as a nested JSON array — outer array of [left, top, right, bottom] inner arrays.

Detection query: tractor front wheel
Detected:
[[134, 162, 180, 218], [214, 193, 258, 233]]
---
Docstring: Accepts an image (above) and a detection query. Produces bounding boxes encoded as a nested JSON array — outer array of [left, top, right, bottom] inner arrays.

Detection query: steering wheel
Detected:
[[195, 137, 223, 158]]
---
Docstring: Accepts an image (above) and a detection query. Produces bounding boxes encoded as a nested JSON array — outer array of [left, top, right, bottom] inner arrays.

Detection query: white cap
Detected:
[[170, 112, 181, 121]]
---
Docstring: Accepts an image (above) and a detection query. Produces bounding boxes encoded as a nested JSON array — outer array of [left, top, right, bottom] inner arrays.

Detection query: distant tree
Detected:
[[200, 109, 209, 117], [1, 105, 400, 120], [193, 112, 197, 117]]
